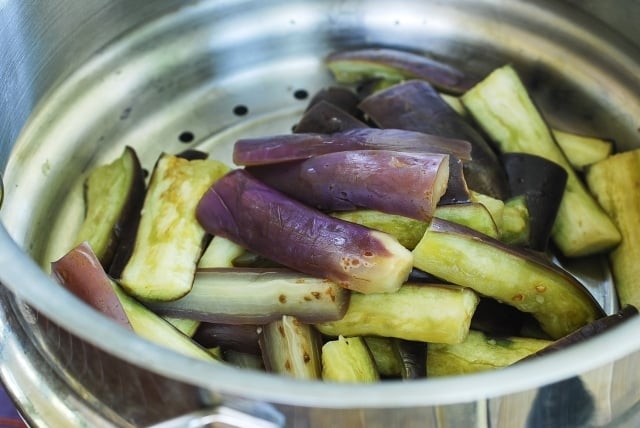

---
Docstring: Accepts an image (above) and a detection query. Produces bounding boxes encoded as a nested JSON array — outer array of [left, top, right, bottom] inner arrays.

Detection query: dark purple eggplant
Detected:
[[294, 100, 368, 134], [193, 323, 261, 355], [412, 218, 605, 339], [176, 149, 209, 161], [393, 339, 427, 380], [359, 80, 509, 200], [519, 305, 638, 361], [325, 47, 478, 94], [196, 169, 413, 294], [233, 127, 472, 166], [502, 153, 568, 251], [248, 150, 450, 221], [305, 86, 362, 118], [470, 297, 530, 337]]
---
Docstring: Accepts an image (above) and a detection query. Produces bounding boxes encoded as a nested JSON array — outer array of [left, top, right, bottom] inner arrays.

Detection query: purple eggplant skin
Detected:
[[519, 305, 638, 361], [294, 101, 368, 134], [305, 86, 363, 118], [393, 339, 427, 380], [192, 323, 261, 355], [501, 153, 568, 251], [196, 169, 414, 294], [359, 80, 509, 200], [51, 242, 132, 329], [325, 47, 479, 95], [248, 150, 450, 221], [233, 127, 472, 166]]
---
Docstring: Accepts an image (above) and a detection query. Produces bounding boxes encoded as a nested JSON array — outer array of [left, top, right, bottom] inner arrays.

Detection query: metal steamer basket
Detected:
[[1, 1, 640, 426]]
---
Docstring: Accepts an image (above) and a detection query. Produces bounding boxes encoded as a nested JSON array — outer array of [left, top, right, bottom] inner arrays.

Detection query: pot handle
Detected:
[[147, 404, 285, 428]]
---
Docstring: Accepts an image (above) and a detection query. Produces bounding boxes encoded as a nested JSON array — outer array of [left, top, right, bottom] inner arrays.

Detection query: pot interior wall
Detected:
[[1, 0, 640, 426]]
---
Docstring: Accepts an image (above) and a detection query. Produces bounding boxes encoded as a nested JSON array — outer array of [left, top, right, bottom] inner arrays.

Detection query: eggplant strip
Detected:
[[233, 127, 472, 166], [248, 150, 449, 221], [147, 268, 350, 324], [196, 169, 413, 294], [359, 79, 509, 200]]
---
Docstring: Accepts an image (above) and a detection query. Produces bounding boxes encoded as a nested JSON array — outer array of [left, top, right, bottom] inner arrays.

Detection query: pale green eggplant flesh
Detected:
[[321, 336, 380, 383]]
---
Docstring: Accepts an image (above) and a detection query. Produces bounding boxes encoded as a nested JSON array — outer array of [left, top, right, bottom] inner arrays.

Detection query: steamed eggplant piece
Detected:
[[294, 100, 368, 134], [51, 243, 217, 362], [196, 169, 413, 294], [248, 150, 450, 221], [586, 149, 640, 308], [147, 268, 350, 324], [304, 86, 363, 118], [500, 195, 531, 247], [359, 80, 509, 200], [520, 305, 638, 361], [74, 146, 146, 271], [52, 242, 131, 328], [394, 339, 427, 380], [223, 350, 265, 371], [315, 284, 479, 344], [461, 64, 621, 257], [412, 218, 605, 339], [553, 129, 612, 171], [426, 330, 552, 377], [321, 336, 380, 383], [198, 236, 245, 269], [119, 154, 230, 301], [325, 47, 478, 94], [259, 315, 323, 380], [193, 323, 261, 355], [502, 153, 567, 251], [363, 337, 403, 377], [233, 127, 472, 166], [470, 297, 531, 338]]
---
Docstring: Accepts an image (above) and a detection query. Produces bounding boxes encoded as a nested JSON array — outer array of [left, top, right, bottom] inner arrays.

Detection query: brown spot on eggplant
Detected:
[[279, 294, 287, 304]]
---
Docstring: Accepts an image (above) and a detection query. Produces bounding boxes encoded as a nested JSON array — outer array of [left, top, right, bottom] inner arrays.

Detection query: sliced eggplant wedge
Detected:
[[461, 64, 621, 257], [586, 149, 640, 308], [248, 150, 450, 221], [363, 336, 403, 378], [359, 79, 509, 200], [259, 315, 323, 380], [119, 154, 229, 301], [501, 153, 567, 251], [196, 169, 413, 294], [147, 268, 350, 324], [51, 243, 217, 362], [427, 330, 552, 377], [500, 195, 531, 247], [304, 86, 363, 118], [193, 323, 261, 355], [325, 47, 478, 94], [553, 129, 612, 171], [322, 336, 380, 383], [412, 218, 605, 339], [74, 146, 146, 271], [315, 284, 479, 344], [294, 100, 368, 134], [233, 127, 472, 166]]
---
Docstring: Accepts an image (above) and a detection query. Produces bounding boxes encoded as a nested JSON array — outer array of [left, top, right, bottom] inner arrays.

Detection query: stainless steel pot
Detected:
[[1, 1, 640, 426]]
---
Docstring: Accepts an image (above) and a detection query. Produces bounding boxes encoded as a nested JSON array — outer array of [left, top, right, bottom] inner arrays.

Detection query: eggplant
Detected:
[[74, 146, 146, 272], [586, 149, 640, 308], [223, 350, 265, 371], [163, 317, 200, 337], [470, 297, 531, 338], [197, 236, 246, 269], [294, 100, 368, 134], [325, 47, 478, 94], [193, 323, 261, 355], [501, 153, 567, 251], [147, 268, 351, 324], [363, 337, 403, 378], [196, 169, 413, 294], [435, 203, 499, 239], [461, 64, 621, 257], [520, 305, 638, 361], [393, 340, 427, 380], [119, 154, 230, 301], [304, 86, 363, 118], [51, 242, 131, 328], [412, 218, 605, 339], [233, 127, 472, 166], [51, 243, 217, 362], [426, 330, 552, 377], [321, 336, 380, 383], [248, 150, 450, 221], [315, 284, 479, 344], [552, 129, 612, 171], [259, 315, 323, 380], [176, 149, 209, 161], [359, 80, 509, 200], [500, 195, 531, 247]]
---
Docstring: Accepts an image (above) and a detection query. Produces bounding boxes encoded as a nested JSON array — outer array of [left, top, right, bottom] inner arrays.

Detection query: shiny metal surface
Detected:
[[1, 0, 640, 427]]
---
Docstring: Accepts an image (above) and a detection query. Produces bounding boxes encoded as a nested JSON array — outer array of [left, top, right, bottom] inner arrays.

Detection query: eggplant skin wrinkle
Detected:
[[196, 169, 414, 294]]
